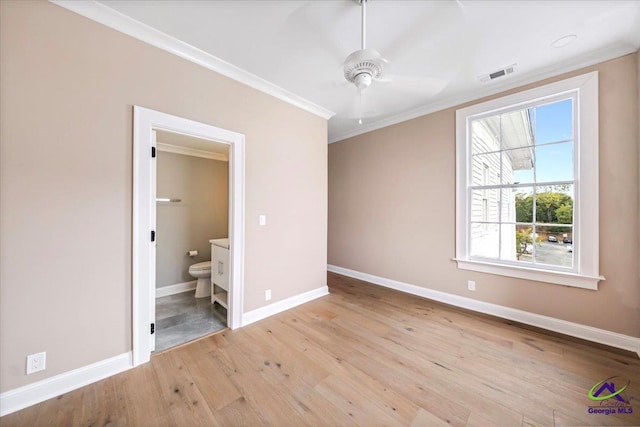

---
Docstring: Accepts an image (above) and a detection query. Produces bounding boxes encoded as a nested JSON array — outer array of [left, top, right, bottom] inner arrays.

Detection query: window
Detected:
[[481, 163, 489, 229], [455, 72, 603, 289]]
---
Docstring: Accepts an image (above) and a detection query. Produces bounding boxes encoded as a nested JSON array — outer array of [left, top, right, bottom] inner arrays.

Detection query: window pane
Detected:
[[500, 108, 535, 150], [471, 116, 500, 154], [535, 142, 573, 183], [535, 225, 573, 268], [471, 189, 499, 223], [535, 185, 574, 224], [502, 187, 533, 223], [470, 223, 499, 259], [502, 147, 534, 184], [534, 98, 573, 144], [470, 152, 500, 186], [499, 223, 515, 261], [511, 224, 534, 263]]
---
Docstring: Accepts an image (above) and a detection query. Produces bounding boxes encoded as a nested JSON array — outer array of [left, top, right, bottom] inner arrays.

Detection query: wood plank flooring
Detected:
[[2, 272, 639, 426]]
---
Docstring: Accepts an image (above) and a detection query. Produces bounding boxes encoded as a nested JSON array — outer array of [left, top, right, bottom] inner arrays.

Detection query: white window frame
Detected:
[[455, 72, 604, 290]]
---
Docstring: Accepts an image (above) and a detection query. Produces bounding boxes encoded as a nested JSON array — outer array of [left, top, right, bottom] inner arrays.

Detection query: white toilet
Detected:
[[188, 261, 211, 298]]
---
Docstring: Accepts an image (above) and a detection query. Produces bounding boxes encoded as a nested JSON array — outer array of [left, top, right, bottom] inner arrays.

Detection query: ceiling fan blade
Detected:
[[275, 1, 352, 65], [455, 0, 468, 15], [331, 64, 350, 87], [376, 74, 448, 97], [340, 88, 363, 119], [384, 1, 468, 67], [335, 88, 378, 120]]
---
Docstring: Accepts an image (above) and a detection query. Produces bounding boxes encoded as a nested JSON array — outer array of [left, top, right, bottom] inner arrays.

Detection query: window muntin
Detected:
[[468, 96, 576, 271]]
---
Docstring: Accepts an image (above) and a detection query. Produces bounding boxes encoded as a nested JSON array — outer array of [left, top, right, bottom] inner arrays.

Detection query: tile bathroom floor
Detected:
[[154, 290, 226, 352]]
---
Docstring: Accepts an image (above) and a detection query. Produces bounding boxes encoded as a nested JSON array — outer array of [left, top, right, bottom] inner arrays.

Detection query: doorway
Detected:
[[132, 106, 245, 366], [154, 130, 229, 352]]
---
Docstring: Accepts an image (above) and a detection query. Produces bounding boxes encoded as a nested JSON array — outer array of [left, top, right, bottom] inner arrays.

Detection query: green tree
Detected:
[[514, 189, 573, 224], [515, 192, 533, 222], [535, 191, 572, 223], [555, 203, 573, 224], [515, 227, 533, 260]]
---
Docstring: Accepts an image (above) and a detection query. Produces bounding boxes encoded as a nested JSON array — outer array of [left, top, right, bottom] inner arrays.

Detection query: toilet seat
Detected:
[[189, 261, 211, 272]]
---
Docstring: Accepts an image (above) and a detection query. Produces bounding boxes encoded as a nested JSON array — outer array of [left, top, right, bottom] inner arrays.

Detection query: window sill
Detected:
[[453, 258, 604, 290]]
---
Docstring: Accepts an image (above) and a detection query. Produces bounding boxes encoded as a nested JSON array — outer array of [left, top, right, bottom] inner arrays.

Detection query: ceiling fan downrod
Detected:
[[361, 0, 366, 50], [344, 0, 386, 124], [343, 0, 387, 93], [358, 0, 366, 125]]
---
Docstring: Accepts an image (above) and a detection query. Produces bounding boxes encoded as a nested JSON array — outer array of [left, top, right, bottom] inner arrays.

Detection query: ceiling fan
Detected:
[[277, 0, 468, 124], [342, 0, 458, 124], [342, 0, 386, 123]]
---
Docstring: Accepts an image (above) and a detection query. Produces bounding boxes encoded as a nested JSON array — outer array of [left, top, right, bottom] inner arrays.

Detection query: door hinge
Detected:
[[151, 146, 156, 158], [151, 230, 156, 242], [151, 323, 155, 334]]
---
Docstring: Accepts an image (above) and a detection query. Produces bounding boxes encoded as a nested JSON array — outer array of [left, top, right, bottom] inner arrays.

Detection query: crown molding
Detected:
[[49, 0, 335, 120], [157, 143, 228, 162], [328, 44, 638, 143]]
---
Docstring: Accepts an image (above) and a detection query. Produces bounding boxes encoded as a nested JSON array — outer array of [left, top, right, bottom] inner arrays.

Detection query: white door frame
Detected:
[[132, 106, 245, 367]]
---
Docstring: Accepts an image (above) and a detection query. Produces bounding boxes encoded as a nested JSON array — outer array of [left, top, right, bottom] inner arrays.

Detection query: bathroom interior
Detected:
[[154, 130, 230, 352]]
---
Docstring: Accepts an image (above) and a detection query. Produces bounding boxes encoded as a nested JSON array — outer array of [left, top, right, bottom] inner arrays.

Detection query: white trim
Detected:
[[0, 352, 132, 417], [454, 259, 602, 290], [155, 281, 197, 298], [454, 71, 601, 289], [328, 265, 640, 357], [157, 143, 228, 162], [242, 286, 329, 327], [49, 0, 334, 121], [328, 46, 634, 143], [133, 106, 245, 367], [228, 134, 246, 331]]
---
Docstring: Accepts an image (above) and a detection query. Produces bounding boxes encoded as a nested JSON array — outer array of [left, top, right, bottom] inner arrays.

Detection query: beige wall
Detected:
[[156, 152, 229, 288], [0, 1, 327, 391], [329, 53, 640, 338]]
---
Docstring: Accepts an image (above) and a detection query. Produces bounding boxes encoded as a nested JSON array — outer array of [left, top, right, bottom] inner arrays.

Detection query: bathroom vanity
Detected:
[[210, 238, 230, 322]]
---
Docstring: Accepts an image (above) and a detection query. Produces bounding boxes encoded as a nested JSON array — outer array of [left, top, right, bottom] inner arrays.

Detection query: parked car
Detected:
[[567, 245, 573, 253], [548, 235, 558, 242], [563, 237, 572, 244]]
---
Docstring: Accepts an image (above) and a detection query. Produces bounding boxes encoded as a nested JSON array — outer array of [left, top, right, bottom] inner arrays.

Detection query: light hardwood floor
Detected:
[[2, 272, 639, 426]]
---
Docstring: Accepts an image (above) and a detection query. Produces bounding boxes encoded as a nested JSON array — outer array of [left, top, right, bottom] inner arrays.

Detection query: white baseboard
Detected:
[[328, 265, 640, 357], [156, 280, 197, 298], [242, 286, 329, 327], [0, 352, 132, 417]]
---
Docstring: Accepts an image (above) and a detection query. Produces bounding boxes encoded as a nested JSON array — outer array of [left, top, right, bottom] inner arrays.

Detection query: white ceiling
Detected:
[[93, 1, 640, 142]]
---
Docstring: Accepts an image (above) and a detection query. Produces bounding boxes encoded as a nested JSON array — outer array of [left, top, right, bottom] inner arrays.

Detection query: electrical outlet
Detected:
[[265, 289, 272, 301], [26, 352, 46, 374], [467, 280, 476, 291], [259, 215, 266, 226]]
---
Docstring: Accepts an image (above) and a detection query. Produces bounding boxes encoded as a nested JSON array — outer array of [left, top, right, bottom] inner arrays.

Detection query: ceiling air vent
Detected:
[[478, 64, 517, 83]]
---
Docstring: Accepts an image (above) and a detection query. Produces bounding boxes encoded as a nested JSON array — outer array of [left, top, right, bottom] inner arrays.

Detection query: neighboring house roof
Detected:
[[476, 109, 534, 171]]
